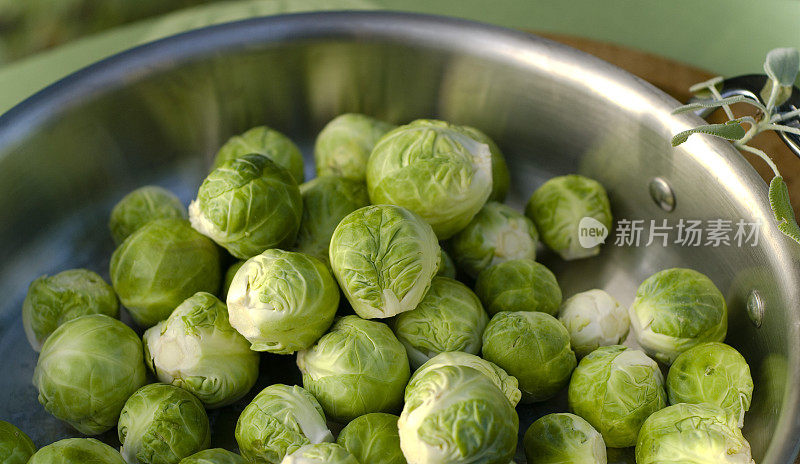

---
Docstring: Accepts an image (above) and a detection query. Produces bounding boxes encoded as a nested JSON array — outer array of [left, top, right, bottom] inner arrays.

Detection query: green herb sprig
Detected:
[[671, 47, 800, 244]]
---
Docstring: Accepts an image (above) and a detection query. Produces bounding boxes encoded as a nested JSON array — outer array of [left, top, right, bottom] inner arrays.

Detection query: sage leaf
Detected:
[[764, 47, 800, 87], [760, 78, 793, 108], [672, 95, 763, 115], [671, 121, 746, 146], [769, 176, 800, 244]]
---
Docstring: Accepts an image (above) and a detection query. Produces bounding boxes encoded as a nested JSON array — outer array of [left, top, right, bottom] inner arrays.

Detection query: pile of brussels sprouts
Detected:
[[2, 114, 757, 464]]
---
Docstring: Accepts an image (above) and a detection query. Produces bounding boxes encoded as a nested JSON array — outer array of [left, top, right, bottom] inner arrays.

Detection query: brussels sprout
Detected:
[[635, 403, 754, 464], [190, 154, 303, 259], [629, 268, 727, 364], [457, 126, 510, 202], [235, 384, 333, 464], [314, 113, 395, 181], [22, 268, 118, 352], [449, 202, 538, 279], [567, 345, 667, 448], [294, 176, 370, 265], [180, 449, 246, 464], [337, 413, 405, 464], [28, 438, 125, 464], [329, 205, 440, 319], [393, 277, 488, 369], [110, 218, 221, 327], [0, 421, 35, 464], [212, 126, 305, 184], [280, 443, 358, 464], [119, 383, 211, 464], [222, 260, 245, 299], [33, 314, 147, 435], [296, 316, 410, 422], [525, 174, 612, 260], [399, 365, 518, 464], [227, 249, 339, 353], [558, 289, 629, 357], [523, 413, 607, 464], [482, 311, 575, 402], [143, 292, 259, 408], [667, 342, 753, 427], [109, 185, 187, 245], [366, 119, 493, 239], [436, 249, 456, 279], [410, 351, 521, 406], [474, 259, 561, 316]]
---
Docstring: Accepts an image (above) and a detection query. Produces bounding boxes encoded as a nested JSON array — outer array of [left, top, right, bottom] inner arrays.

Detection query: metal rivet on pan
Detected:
[[746, 290, 764, 328], [649, 177, 675, 212]]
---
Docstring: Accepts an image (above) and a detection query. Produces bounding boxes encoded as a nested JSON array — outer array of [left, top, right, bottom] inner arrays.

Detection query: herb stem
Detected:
[[771, 107, 800, 123], [764, 124, 800, 136], [709, 85, 736, 121], [736, 143, 782, 177]]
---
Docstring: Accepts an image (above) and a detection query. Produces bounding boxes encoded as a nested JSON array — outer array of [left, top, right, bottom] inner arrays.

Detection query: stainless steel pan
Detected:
[[0, 12, 797, 463]]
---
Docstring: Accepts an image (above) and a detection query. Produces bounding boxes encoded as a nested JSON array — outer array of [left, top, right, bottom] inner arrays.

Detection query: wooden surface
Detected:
[[541, 33, 800, 217]]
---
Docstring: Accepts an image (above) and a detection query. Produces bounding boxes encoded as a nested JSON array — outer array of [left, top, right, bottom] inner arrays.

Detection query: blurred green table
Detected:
[[1, 0, 799, 115]]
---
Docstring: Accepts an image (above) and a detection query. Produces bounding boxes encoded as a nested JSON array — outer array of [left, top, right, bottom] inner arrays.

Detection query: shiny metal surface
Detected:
[[0, 12, 798, 463]]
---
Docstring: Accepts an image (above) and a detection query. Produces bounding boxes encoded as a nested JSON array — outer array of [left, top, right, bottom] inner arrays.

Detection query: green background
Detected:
[[1, 0, 798, 115]]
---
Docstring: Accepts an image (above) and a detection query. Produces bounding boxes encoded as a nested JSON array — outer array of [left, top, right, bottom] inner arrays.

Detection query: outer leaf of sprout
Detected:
[[436, 249, 457, 279], [110, 218, 221, 327], [235, 384, 333, 464], [393, 277, 488, 369], [567, 346, 667, 448], [189, 154, 303, 260], [314, 113, 395, 182], [558, 289, 629, 358], [109, 186, 187, 245], [281, 443, 358, 464], [212, 126, 304, 184], [523, 413, 607, 464], [179, 449, 246, 464], [671, 121, 746, 147], [448, 202, 538, 279], [0, 421, 36, 464], [143, 292, 259, 408], [399, 365, 518, 464], [474, 259, 562, 317], [366, 119, 493, 239], [294, 176, 370, 266], [336, 413, 405, 464], [629, 268, 727, 365], [28, 438, 124, 464], [296, 316, 410, 422], [524, 175, 612, 260], [635, 403, 754, 464], [22, 268, 118, 352], [411, 351, 522, 407], [329, 205, 440, 319], [227, 250, 340, 354], [118, 384, 211, 464], [482, 311, 575, 403], [666, 342, 753, 428], [33, 315, 147, 435]]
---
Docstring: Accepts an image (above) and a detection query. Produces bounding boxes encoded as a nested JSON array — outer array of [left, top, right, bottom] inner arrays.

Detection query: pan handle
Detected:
[[689, 73, 800, 159]]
